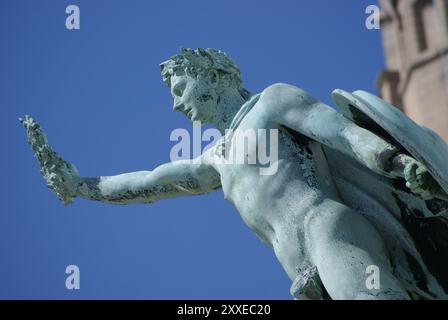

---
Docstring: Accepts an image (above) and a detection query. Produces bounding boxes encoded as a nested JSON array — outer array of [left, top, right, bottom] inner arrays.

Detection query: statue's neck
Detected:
[[212, 88, 249, 134]]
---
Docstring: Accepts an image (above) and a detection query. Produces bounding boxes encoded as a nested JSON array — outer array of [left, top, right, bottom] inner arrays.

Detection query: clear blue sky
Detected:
[[0, 0, 383, 299]]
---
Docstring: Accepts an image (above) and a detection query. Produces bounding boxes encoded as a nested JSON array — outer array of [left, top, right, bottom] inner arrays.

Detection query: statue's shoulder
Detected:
[[260, 82, 309, 97], [256, 83, 318, 113]]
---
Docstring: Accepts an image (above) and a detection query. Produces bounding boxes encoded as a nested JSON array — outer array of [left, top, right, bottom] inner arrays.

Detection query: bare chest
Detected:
[[211, 119, 332, 231]]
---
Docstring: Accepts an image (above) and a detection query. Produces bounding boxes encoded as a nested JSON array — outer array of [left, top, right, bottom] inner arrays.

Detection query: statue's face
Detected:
[[170, 73, 218, 123]]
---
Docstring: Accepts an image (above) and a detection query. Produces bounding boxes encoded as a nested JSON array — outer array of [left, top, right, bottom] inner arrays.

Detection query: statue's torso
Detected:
[[206, 100, 341, 279]]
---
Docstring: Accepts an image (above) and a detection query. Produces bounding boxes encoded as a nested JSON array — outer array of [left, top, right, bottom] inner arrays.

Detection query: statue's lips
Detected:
[[174, 103, 193, 119]]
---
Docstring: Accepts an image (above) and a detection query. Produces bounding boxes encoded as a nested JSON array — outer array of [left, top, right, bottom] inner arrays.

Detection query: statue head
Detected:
[[160, 48, 251, 123]]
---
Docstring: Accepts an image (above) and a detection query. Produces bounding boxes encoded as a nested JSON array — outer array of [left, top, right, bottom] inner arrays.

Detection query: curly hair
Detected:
[[160, 48, 251, 101]]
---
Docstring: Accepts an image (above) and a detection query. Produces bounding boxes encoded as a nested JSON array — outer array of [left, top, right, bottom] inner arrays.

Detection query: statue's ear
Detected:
[[207, 70, 219, 89]]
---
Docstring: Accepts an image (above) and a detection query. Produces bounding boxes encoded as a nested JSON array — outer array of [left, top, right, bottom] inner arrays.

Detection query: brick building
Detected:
[[378, 0, 448, 141]]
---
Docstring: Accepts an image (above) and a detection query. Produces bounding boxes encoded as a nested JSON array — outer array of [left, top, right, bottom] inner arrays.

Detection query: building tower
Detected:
[[378, 0, 448, 141]]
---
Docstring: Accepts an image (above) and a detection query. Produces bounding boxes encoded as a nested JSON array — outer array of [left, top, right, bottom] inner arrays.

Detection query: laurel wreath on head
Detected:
[[160, 48, 250, 99]]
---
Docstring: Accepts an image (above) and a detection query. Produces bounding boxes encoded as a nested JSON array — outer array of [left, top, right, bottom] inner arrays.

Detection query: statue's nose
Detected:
[[173, 103, 185, 112]]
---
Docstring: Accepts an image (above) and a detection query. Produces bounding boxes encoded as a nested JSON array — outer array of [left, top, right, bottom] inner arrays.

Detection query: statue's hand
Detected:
[[403, 159, 442, 200], [20, 115, 80, 205]]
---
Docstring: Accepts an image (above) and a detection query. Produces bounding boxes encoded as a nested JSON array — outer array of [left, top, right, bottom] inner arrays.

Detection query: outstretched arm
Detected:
[[21, 115, 221, 205], [74, 160, 221, 205]]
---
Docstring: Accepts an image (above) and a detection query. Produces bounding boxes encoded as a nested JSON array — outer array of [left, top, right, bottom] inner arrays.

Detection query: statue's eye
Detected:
[[172, 82, 186, 97]]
